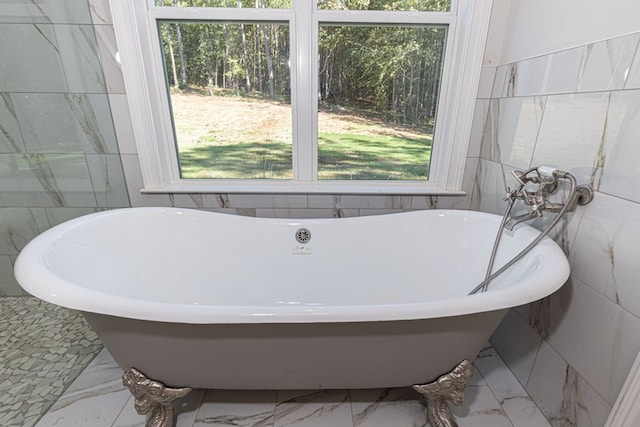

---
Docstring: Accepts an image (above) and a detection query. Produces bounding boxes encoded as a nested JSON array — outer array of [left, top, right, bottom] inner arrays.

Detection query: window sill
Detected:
[[139, 180, 467, 195]]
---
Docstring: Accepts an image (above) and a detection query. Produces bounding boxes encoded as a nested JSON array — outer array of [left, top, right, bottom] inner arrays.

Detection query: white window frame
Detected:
[[110, 0, 492, 194]]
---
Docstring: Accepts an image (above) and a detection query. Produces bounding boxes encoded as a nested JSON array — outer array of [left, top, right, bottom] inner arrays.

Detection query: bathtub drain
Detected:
[[295, 228, 311, 244]]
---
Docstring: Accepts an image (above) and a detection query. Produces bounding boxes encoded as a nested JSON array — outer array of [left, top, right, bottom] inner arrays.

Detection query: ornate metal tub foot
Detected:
[[122, 368, 192, 427], [412, 360, 474, 427]]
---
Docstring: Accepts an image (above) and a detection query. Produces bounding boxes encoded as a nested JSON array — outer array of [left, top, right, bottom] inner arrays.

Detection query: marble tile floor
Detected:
[[35, 345, 551, 427], [0, 297, 103, 427]]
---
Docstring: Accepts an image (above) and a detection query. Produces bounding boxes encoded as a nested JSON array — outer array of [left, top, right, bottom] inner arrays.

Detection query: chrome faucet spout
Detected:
[[504, 210, 541, 231]]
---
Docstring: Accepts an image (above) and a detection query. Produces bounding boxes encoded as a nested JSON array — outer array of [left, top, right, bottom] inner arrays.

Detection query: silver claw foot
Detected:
[[122, 368, 192, 427], [412, 360, 474, 427]]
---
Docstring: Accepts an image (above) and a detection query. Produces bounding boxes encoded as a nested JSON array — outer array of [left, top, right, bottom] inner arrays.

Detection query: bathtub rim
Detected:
[[14, 207, 570, 324]]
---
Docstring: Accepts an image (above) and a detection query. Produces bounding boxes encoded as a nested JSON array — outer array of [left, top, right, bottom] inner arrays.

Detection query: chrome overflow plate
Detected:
[[295, 228, 311, 244]]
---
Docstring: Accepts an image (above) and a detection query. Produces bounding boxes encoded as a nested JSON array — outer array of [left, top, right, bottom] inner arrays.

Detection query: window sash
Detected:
[[110, 0, 491, 194]]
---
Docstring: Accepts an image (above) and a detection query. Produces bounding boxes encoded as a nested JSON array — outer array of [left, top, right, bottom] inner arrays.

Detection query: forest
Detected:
[[157, 0, 448, 129]]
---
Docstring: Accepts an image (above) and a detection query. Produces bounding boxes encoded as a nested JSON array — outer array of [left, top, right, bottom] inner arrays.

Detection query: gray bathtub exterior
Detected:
[[84, 309, 507, 390]]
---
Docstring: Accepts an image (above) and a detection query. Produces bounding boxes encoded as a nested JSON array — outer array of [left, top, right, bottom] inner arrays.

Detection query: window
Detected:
[[110, 0, 492, 193]]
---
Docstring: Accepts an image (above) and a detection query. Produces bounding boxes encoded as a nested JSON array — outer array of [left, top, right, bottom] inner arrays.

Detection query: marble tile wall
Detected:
[[471, 31, 640, 425], [0, 0, 130, 296]]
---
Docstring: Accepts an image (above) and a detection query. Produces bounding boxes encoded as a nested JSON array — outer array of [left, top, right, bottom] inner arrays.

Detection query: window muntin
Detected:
[[317, 24, 446, 181]]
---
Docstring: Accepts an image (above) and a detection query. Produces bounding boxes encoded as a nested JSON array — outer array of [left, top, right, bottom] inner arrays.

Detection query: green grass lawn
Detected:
[[179, 132, 431, 180]]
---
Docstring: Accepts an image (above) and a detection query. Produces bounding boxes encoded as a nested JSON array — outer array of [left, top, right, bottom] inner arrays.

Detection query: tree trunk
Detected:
[[261, 0, 275, 97], [173, 0, 187, 88], [238, 0, 252, 92], [166, 27, 179, 90]]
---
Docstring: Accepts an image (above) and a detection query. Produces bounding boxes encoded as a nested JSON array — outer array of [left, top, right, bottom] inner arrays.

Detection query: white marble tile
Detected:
[[168, 194, 204, 209], [0, 24, 68, 92], [0, 93, 27, 153], [350, 388, 426, 427], [89, 0, 113, 25], [255, 208, 360, 218], [473, 159, 511, 215], [223, 194, 308, 209], [598, 90, 640, 202], [45, 207, 100, 227], [55, 24, 106, 93], [467, 99, 490, 159], [192, 390, 276, 426], [548, 275, 640, 404], [475, 341, 548, 427], [492, 65, 509, 98], [625, 38, 640, 89], [35, 349, 131, 427], [0, 153, 97, 207], [481, 97, 545, 169], [274, 390, 352, 427], [95, 24, 126, 93], [14, 93, 118, 154], [490, 310, 542, 387], [571, 192, 640, 318], [576, 33, 640, 92], [0, 255, 24, 296], [502, 56, 550, 98], [531, 92, 611, 184], [0, 0, 92, 24], [86, 154, 130, 208], [501, 47, 588, 98], [307, 194, 411, 210], [477, 66, 497, 99], [526, 341, 611, 427], [451, 385, 513, 427], [0, 208, 48, 254]]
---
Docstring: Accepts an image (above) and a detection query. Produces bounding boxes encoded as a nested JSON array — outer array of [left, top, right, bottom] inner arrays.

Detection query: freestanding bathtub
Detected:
[[14, 208, 569, 392]]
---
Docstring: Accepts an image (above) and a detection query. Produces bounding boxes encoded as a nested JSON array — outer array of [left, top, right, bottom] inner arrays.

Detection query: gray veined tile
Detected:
[[0, 93, 27, 154], [451, 385, 512, 427], [474, 348, 550, 427], [526, 341, 611, 427], [548, 276, 640, 405], [0, 255, 24, 296], [0, 153, 97, 208], [350, 388, 427, 427], [0, 207, 48, 254], [274, 390, 352, 427], [598, 90, 640, 202], [193, 389, 276, 427], [576, 33, 640, 93], [0, 23, 68, 92], [55, 24, 106, 93], [14, 93, 118, 154], [490, 310, 542, 388], [86, 154, 130, 208], [94, 25, 125, 93], [89, 0, 113, 25], [532, 92, 612, 184], [0, 0, 92, 24], [480, 97, 544, 170]]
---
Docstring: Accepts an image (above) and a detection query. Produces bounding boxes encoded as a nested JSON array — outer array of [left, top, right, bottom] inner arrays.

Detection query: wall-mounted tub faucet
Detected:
[[503, 166, 593, 231], [469, 166, 594, 295]]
